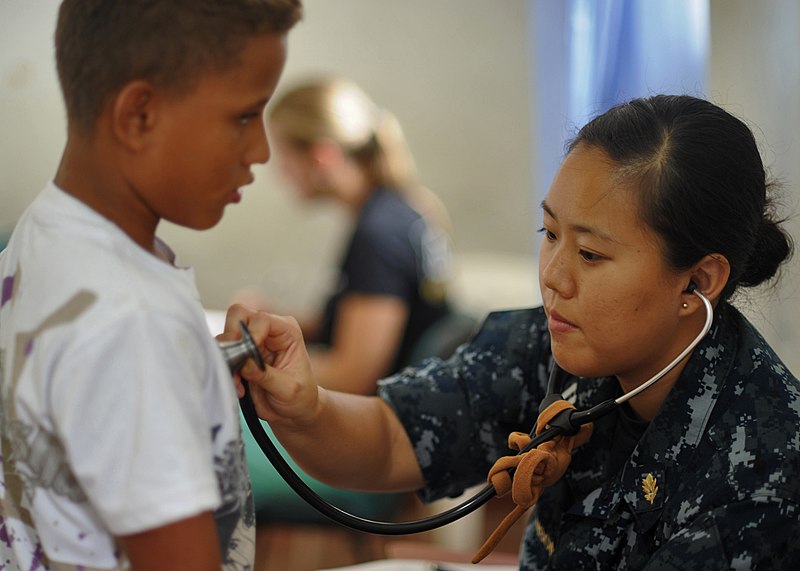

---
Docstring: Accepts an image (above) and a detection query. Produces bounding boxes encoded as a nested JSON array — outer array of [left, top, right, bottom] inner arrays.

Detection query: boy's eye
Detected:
[[238, 112, 260, 125]]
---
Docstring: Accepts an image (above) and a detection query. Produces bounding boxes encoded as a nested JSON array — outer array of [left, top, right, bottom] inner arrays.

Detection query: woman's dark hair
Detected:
[[569, 94, 794, 300]]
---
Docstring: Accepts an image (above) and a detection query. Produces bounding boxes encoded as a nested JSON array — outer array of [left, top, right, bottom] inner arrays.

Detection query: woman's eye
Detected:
[[537, 227, 556, 241], [579, 249, 602, 262]]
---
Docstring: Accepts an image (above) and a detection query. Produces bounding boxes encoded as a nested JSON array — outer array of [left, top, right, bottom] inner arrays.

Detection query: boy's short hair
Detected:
[[55, 0, 303, 133]]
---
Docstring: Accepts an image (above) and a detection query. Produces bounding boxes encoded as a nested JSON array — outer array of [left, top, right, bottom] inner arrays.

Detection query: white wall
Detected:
[[1, 0, 797, 371], [708, 0, 800, 374], [0, 0, 538, 316], [0, 1, 65, 228]]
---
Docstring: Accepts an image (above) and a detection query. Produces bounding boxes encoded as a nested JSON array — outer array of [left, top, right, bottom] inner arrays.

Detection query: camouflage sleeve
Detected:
[[643, 497, 800, 570], [378, 307, 551, 502]]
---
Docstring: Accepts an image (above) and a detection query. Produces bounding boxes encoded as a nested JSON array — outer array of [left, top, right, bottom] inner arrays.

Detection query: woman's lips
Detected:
[[548, 309, 578, 334]]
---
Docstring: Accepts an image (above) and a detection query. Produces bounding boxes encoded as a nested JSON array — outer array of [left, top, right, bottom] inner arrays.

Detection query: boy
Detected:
[[0, 1, 302, 569]]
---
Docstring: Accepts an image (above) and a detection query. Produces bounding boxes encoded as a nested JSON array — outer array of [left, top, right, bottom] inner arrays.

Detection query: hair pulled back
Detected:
[[268, 77, 451, 232], [570, 95, 793, 300], [268, 78, 417, 190]]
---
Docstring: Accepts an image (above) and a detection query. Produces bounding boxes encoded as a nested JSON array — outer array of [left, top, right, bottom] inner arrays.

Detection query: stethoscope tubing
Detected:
[[240, 385, 548, 533], [615, 290, 714, 405], [239, 289, 713, 535]]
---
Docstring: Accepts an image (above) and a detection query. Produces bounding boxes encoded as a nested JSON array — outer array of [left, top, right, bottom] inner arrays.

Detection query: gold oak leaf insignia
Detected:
[[642, 473, 659, 504]]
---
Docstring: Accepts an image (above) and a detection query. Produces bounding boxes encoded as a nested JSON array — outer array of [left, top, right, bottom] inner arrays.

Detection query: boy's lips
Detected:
[[230, 177, 254, 203], [547, 309, 578, 333]]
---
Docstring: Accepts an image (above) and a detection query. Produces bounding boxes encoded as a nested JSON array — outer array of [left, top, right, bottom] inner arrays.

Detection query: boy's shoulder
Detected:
[[2, 183, 197, 324], [13, 185, 136, 277]]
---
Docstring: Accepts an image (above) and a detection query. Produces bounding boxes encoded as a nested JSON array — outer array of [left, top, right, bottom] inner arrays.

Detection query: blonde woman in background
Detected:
[[241, 78, 469, 523], [266, 77, 456, 394]]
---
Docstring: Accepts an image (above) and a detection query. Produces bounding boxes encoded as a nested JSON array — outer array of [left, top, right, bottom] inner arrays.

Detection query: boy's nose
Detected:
[[247, 121, 271, 166]]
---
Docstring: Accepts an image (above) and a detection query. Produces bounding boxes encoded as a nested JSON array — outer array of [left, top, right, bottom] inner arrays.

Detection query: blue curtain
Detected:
[[530, 0, 710, 204]]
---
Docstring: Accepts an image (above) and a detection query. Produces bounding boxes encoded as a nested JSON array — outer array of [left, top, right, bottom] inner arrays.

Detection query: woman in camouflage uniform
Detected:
[[228, 94, 798, 570]]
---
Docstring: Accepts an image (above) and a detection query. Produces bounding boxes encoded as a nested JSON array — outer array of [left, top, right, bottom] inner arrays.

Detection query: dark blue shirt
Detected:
[[319, 187, 451, 374], [378, 303, 800, 569]]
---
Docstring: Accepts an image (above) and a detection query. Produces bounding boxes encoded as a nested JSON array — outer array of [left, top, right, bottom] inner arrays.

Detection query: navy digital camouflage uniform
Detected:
[[378, 303, 800, 570]]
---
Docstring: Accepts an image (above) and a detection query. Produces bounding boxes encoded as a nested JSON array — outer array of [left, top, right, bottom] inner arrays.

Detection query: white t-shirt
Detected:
[[0, 183, 255, 570]]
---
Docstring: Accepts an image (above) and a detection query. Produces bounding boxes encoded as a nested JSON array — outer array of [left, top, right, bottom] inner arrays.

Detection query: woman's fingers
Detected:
[[222, 306, 317, 423]]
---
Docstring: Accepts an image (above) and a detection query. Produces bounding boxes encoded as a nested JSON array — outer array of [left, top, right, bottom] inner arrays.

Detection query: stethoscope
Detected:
[[221, 287, 714, 535]]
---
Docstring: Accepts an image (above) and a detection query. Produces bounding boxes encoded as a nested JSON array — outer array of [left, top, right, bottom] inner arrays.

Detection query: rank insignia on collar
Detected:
[[642, 473, 659, 504]]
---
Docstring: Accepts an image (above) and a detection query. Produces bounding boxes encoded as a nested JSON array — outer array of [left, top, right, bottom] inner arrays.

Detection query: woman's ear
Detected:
[[683, 253, 730, 308], [109, 80, 158, 152]]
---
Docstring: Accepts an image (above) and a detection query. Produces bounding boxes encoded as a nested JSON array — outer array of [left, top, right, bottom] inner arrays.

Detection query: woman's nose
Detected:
[[539, 246, 574, 298]]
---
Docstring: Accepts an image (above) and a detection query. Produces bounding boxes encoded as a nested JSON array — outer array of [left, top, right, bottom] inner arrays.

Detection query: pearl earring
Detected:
[[682, 302, 689, 309]]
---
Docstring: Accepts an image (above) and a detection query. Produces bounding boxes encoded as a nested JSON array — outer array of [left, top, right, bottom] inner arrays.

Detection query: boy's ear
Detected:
[[110, 80, 158, 151]]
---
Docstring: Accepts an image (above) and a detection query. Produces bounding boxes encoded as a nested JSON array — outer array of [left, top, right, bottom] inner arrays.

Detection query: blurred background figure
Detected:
[[251, 76, 466, 394], [237, 77, 478, 561]]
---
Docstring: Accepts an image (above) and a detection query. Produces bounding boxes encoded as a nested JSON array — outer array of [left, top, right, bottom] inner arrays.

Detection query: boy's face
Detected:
[[138, 33, 288, 230]]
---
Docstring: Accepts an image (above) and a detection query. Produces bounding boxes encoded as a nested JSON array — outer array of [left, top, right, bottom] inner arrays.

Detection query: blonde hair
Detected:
[[268, 77, 451, 233]]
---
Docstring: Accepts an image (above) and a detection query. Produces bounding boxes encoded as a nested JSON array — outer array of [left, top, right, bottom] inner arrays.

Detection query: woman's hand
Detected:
[[219, 304, 425, 492], [219, 304, 319, 426]]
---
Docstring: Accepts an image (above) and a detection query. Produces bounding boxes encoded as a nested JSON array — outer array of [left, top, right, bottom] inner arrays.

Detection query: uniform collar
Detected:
[[563, 303, 738, 521], [633, 303, 737, 467]]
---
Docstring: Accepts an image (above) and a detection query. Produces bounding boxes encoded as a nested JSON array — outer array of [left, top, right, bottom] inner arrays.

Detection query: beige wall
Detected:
[[1, 0, 798, 370], [708, 0, 800, 374], [158, 0, 538, 314], [0, 0, 538, 315]]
